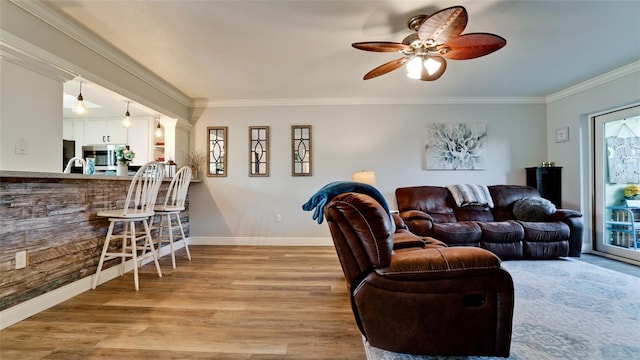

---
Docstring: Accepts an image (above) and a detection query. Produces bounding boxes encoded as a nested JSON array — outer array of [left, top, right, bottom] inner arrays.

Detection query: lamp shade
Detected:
[[351, 170, 376, 185]]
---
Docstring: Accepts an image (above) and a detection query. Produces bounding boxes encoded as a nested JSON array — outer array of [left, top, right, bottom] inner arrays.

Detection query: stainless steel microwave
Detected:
[[82, 145, 125, 171]]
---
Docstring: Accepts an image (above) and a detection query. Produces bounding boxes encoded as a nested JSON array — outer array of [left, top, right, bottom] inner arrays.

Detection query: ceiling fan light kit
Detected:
[[407, 55, 447, 81], [353, 5, 506, 81]]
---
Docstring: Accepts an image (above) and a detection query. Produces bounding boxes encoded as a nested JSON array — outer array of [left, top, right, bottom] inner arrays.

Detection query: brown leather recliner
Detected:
[[324, 192, 514, 357]]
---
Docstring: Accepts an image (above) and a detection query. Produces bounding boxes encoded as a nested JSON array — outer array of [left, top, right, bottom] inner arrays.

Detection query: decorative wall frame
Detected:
[[556, 126, 569, 143], [249, 126, 269, 177], [207, 126, 227, 177], [425, 123, 487, 170], [291, 125, 312, 176]]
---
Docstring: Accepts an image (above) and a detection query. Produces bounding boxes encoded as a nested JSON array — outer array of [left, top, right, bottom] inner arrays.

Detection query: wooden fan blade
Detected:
[[363, 57, 408, 80], [441, 33, 507, 60], [352, 42, 409, 52], [418, 6, 467, 44]]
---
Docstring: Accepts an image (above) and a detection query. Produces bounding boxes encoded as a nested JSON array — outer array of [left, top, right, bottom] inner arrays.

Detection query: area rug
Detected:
[[364, 258, 640, 360]]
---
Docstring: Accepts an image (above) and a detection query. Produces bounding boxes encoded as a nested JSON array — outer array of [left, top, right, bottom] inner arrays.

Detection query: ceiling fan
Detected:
[[352, 5, 506, 81]]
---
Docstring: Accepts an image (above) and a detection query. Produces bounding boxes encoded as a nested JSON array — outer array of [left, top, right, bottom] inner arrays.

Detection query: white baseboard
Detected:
[[586, 250, 640, 266], [0, 240, 183, 330], [189, 236, 332, 246]]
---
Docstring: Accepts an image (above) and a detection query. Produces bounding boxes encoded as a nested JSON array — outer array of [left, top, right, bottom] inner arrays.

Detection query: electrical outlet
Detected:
[[15, 251, 27, 269], [275, 214, 281, 223]]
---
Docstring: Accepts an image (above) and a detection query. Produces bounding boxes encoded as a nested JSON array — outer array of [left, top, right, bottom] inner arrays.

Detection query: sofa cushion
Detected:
[[519, 221, 570, 258], [396, 186, 457, 223], [481, 241, 523, 260], [432, 222, 482, 245], [454, 205, 495, 222], [477, 221, 525, 259], [477, 221, 525, 242], [524, 240, 569, 258], [518, 221, 570, 242], [513, 197, 556, 221]]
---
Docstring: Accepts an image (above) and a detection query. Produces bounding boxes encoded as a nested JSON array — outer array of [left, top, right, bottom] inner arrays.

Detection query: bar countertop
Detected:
[[0, 170, 202, 182], [0, 168, 195, 316]]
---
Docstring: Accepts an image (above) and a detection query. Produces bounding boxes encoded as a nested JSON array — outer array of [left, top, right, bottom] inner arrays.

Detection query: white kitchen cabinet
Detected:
[[127, 118, 150, 165], [84, 119, 129, 145], [63, 120, 73, 140], [76, 117, 165, 166], [63, 119, 85, 158]]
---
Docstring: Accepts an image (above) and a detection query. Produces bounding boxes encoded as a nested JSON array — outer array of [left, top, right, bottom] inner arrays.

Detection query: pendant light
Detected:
[[155, 122, 163, 138], [73, 81, 87, 115], [122, 101, 132, 128]]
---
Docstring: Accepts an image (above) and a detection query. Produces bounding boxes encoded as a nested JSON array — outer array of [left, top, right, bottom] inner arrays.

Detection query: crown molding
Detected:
[[547, 60, 640, 103], [10, 0, 193, 108], [198, 96, 546, 108], [0, 31, 76, 82]]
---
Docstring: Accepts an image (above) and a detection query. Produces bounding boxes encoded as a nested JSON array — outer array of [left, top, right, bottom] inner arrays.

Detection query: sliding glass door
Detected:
[[593, 105, 640, 262]]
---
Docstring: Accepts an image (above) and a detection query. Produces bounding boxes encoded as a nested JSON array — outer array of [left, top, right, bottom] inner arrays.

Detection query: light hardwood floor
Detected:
[[0, 246, 365, 359]]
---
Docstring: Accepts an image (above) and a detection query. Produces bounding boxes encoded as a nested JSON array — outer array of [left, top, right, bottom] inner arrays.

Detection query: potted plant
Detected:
[[115, 146, 135, 176], [185, 150, 205, 179], [624, 184, 640, 207]]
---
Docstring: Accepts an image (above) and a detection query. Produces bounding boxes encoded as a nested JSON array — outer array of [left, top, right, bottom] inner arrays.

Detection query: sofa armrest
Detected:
[[549, 209, 583, 257], [392, 231, 426, 249], [399, 209, 433, 221], [558, 214, 583, 257], [399, 210, 434, 236], [391, 212, 409, 231], [375, 247, 501, 281], [551, 209, 582, 221]]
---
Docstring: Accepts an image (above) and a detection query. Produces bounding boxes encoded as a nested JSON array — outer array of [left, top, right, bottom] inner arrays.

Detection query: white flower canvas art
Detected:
[[425, 123, 487, 170]]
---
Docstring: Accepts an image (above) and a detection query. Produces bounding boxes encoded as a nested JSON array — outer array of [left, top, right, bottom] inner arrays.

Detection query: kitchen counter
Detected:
[[0, 170, 202, 182], [1, 170, 132, 180], [0, 170, 196, 313]]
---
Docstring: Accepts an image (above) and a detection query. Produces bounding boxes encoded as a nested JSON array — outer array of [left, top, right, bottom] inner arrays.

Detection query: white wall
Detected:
[[0, 59, 63, 172], [189, 103, 546, 243], [175, 124, 191, 168]]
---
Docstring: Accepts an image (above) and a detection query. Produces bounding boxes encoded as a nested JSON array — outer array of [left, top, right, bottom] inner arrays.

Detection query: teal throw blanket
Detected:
[[302, 181, 390, 224]]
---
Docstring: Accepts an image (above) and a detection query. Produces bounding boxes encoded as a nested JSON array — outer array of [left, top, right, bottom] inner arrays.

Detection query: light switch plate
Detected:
[[15, 138, 28, 155]]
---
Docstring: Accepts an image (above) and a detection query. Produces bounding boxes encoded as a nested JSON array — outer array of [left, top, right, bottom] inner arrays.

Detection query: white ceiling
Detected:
[[52, 0, 640, 116]]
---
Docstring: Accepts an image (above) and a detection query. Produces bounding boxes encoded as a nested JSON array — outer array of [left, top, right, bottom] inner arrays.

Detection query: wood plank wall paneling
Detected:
[[0, 176, 190, 311]]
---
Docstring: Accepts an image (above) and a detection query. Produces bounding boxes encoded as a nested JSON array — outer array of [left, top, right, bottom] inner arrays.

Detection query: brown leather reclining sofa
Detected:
[[324, 192, 514, 356], [396, 185, 583, 259]]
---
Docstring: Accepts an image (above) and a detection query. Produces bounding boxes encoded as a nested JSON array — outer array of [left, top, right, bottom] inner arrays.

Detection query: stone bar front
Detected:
[[0, 171, 193, 311]]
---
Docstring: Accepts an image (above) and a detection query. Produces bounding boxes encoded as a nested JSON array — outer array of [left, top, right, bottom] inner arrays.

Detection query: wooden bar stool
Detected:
[[152, 166, 192, 268], [92, 162, 165, 290]]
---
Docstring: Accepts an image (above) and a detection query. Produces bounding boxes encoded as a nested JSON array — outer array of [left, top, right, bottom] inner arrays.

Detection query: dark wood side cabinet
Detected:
[[526, 167, 562, 207]]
